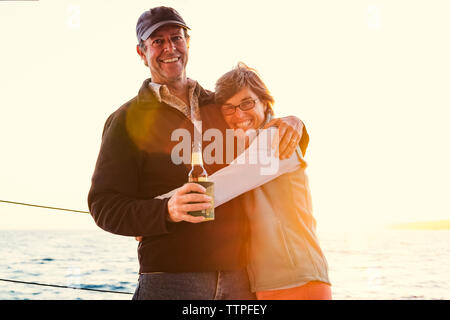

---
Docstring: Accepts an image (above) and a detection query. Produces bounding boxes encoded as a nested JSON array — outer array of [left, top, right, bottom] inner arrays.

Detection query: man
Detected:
[[88, 6, 306, 300]]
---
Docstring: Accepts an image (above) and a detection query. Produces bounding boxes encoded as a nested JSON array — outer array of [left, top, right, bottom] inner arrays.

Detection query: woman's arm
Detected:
[[156, 128, 305, 207]]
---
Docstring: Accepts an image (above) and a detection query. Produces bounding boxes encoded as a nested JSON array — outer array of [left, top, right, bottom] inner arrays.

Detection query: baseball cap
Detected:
[[136, 6, 190, 42]]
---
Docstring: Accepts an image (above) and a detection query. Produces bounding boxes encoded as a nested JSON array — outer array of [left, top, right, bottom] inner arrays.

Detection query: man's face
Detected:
[[140, 25, 189, 84], [221, 87, 267, 132]]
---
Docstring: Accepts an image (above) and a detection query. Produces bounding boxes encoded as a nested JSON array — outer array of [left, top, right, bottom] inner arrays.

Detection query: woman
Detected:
[[214, 62, 331, 300]]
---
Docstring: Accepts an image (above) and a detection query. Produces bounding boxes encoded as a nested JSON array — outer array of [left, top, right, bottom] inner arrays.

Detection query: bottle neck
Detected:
[[191, 149, 203, 165], [189, 142, 208, 182]]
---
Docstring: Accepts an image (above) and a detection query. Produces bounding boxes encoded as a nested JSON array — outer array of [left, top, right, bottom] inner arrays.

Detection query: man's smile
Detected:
[[160, 57, 181, 63]]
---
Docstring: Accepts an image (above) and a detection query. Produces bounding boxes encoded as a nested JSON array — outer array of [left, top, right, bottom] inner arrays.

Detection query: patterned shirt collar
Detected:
[[148, 79, 201, 121]]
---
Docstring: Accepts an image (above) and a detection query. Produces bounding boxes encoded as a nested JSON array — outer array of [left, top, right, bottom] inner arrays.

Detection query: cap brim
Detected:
[[141, 20, 190, 40]]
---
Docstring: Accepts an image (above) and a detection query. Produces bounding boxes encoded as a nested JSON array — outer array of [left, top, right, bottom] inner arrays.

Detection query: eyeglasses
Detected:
[[221, 98, 258, 115]]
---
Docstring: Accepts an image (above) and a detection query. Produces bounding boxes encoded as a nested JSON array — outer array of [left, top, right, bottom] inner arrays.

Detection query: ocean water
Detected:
[[1, 228, 449, 300]]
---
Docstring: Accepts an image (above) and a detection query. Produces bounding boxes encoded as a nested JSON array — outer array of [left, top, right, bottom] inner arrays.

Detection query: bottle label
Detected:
[[186, 181, 214, 220], [188, 176, 208, 182], [191, 151, 203, 165]]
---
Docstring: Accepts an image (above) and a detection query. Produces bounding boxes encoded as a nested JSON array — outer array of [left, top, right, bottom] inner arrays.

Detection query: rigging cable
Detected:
[[0, 278, 133, 295], [0, 199, 89, 214], [0, 199, 135, 296]]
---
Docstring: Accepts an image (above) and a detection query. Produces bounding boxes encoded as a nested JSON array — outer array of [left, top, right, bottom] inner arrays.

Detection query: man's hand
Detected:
[[167, 183, 212, 223], [263, 115, 304, 159], [135, 183, 211, 242]]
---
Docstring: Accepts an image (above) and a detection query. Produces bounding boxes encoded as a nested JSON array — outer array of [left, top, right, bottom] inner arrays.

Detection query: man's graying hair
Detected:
[[138, 28, 190, 52], [215, 62, 275, 116]]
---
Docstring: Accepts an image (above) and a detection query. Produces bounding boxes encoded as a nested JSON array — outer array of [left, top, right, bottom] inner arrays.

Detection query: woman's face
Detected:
[[220, 87, 267, 132]]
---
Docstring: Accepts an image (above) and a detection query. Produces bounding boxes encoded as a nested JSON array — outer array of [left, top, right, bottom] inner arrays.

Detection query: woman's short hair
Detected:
[[215, 62, 275, 115]]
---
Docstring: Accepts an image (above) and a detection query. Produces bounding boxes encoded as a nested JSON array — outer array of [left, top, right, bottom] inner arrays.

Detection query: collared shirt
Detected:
[[148, 78, 201, 122]]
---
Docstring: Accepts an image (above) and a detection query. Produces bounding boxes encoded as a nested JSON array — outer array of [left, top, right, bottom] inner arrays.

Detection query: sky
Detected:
[[0, 0, 449, 230]]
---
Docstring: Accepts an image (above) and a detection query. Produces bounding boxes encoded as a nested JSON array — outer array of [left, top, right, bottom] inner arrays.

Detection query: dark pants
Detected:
[[132, 269, 256, 300]]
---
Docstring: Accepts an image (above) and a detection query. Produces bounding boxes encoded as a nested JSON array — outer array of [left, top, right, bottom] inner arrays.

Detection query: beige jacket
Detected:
[[241, 148, 330, 292]]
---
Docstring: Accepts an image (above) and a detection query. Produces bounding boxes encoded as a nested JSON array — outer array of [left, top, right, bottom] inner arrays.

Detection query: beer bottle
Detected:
[[187, 141, 214, 220]]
